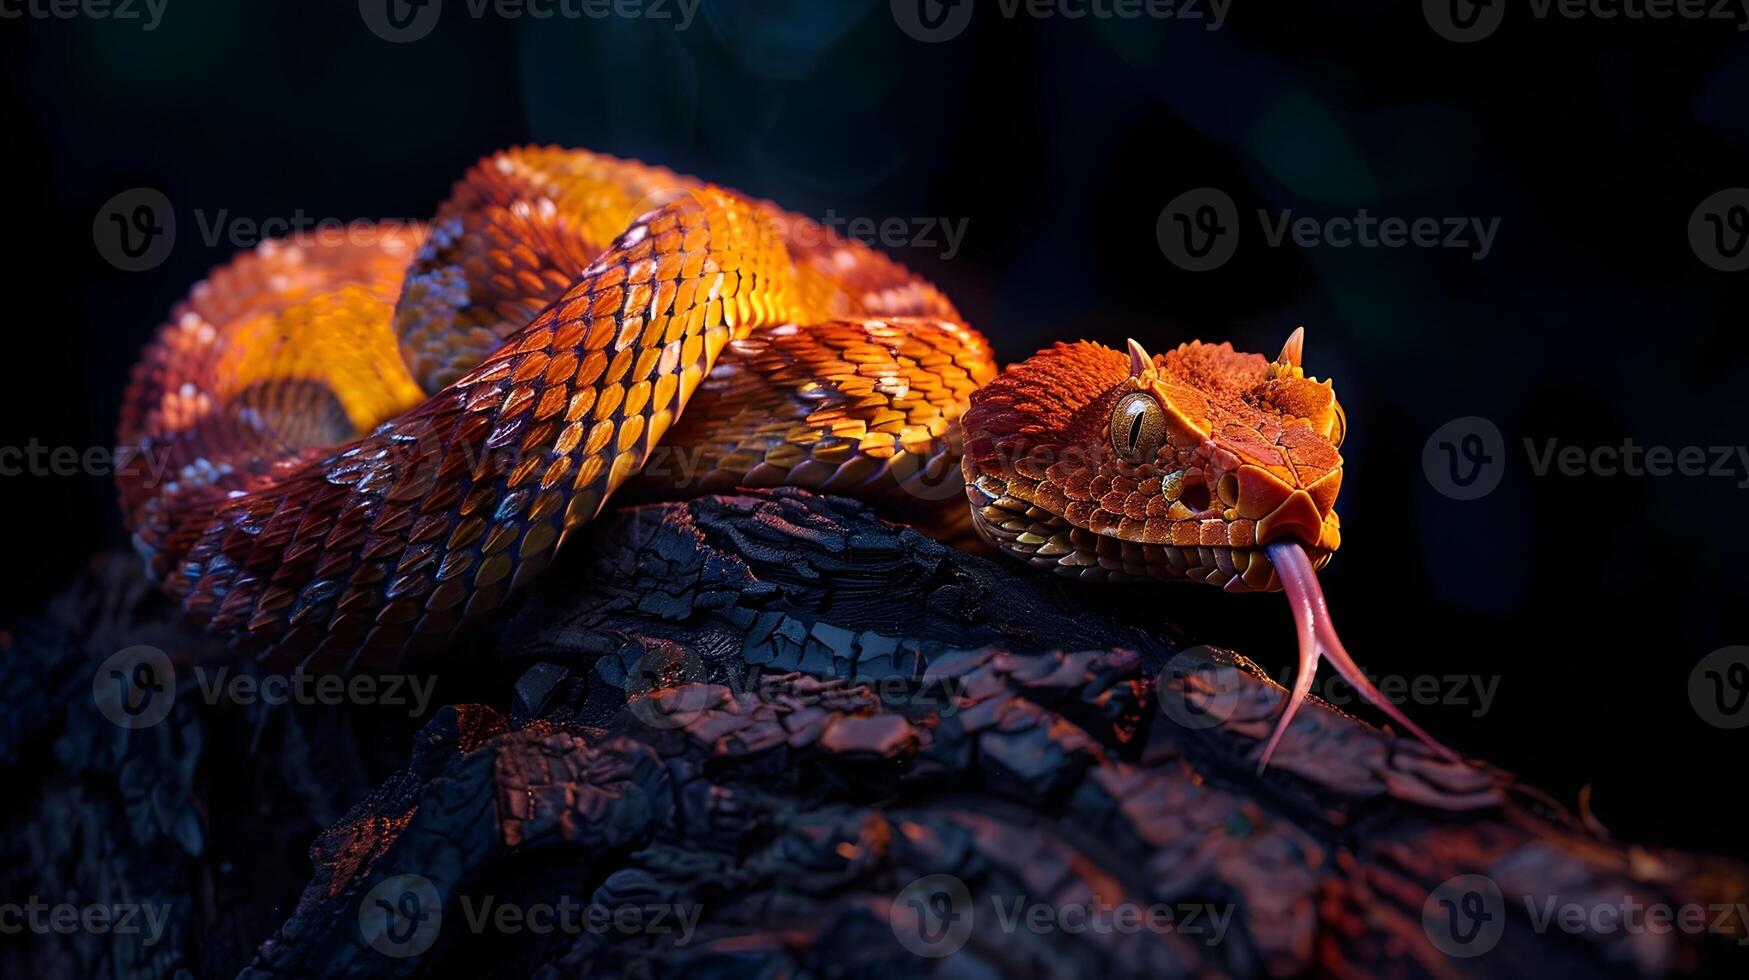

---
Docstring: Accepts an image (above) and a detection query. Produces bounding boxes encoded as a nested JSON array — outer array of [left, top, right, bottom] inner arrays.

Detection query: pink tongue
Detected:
[[1257, 541, 1461, 772]]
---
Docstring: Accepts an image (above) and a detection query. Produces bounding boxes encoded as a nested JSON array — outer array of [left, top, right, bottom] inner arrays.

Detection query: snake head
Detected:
[[960, 328, 1346, 592]]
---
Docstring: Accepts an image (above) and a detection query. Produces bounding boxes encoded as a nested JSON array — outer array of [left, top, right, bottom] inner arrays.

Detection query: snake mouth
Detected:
[[966, 478, 1332, 592], [969, 480, 1458, 771], [1264, 539, 1459, 770]]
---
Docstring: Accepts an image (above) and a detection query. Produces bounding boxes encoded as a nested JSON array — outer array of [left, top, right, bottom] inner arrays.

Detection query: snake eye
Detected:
[[1110, 392, 1166, 464]]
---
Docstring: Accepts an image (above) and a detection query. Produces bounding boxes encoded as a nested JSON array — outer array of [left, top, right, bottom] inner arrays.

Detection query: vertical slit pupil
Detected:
[[1127, 410, 1145, 452]]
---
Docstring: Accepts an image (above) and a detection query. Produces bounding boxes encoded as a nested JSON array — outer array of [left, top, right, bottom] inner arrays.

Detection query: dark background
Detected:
[[3, 0, 1746, 859]]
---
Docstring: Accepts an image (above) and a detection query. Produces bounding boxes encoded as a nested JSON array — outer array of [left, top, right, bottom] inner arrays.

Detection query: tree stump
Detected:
[[4, 489, 1744, 978]]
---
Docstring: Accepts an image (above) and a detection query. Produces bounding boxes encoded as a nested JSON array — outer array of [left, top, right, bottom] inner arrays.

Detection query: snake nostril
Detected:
[[1216, 472, 1239, 509], [1180, 477, 1211, 512]]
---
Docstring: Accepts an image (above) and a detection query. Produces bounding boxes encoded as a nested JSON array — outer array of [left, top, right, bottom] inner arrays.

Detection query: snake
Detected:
[[116, 146, 1455, 771]]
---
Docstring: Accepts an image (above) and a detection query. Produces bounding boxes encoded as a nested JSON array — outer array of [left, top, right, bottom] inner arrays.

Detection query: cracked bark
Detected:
[[4, 489, 1744, 978]]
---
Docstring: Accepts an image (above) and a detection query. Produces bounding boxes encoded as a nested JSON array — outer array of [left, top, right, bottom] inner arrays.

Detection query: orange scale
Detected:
[[1198, 520, 1229, 547], [1170, 522, 1201, 548]]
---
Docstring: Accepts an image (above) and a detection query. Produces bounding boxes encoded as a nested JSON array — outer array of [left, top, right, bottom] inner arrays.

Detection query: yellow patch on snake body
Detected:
[[211, 284, 425, 436]]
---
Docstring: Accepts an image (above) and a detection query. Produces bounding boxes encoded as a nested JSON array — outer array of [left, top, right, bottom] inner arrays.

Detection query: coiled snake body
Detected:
[[119, 147, 1454, 769]]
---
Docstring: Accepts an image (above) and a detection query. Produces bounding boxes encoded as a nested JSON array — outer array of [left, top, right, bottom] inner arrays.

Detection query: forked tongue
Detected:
[[1257, 541, 1461, 772]]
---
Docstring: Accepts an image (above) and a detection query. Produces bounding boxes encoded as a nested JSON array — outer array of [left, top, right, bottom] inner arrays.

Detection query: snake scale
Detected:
[[117, 146, 1455, 770]]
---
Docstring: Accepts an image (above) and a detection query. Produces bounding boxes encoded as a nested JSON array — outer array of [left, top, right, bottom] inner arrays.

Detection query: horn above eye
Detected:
[[1110, 391, 1166, 464], [1269, 326, 1306, 380], [1127, 338, 1154, 379], [1277, 326, 1304, 369]]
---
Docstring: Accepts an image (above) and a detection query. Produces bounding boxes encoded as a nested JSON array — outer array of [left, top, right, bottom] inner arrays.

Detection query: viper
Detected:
[[117, 147, 1455, 771]]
